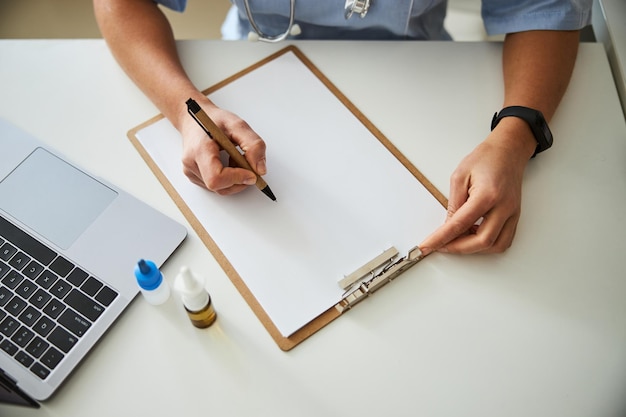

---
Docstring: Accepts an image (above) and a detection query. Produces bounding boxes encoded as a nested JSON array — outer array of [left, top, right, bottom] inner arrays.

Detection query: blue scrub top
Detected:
[[156, 0, 592, 40]]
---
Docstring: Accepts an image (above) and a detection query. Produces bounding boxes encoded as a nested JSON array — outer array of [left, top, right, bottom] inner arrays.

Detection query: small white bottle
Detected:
[[134, 259, 170, 305], [173, 266, 216, 328]]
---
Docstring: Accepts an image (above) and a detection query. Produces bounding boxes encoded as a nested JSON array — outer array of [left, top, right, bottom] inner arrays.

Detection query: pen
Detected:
[[186, 98, 276, 201]]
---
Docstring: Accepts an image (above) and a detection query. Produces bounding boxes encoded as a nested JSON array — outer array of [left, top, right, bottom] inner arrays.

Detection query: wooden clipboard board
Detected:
[[128, 46, 447, 351]]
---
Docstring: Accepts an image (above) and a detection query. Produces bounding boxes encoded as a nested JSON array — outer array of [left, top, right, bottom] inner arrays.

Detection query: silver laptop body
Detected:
[[0, 118, 186, 404]]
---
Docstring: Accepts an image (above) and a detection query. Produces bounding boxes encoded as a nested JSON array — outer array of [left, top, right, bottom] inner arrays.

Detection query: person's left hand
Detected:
[[420, 118, 536, 255]]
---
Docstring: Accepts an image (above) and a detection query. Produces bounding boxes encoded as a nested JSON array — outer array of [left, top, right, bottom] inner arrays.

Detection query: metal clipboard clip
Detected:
[[335, 246, 423, 313]]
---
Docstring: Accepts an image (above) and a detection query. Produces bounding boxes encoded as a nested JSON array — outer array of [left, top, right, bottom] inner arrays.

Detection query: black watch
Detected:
[[491, 106, 553, 157]]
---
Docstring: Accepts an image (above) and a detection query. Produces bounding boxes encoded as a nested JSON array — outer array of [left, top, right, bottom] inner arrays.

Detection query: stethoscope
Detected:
[[244, 0, 371, 42]]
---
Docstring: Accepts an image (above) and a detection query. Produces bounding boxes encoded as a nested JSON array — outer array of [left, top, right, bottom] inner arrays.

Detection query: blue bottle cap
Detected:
[[134, 259, 162, 291]]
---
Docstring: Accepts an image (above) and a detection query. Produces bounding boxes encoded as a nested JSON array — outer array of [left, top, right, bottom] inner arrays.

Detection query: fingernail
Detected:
[[243, 177, 257, 185], [420, 247, 432, 257], [437, 246, 449, 253]]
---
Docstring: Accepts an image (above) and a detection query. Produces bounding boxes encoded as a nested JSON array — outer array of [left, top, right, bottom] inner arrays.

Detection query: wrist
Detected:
[[174, 93, 216, 132], [489, 116, 537, 161], [491, 106, 553, 158]]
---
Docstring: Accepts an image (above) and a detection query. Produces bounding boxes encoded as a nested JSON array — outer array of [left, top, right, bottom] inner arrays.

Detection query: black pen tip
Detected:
[[261, 186, 277, 201]]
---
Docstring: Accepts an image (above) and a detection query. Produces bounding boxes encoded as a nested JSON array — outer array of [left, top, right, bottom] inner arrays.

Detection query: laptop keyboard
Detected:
[[0, 215, 118, 380]]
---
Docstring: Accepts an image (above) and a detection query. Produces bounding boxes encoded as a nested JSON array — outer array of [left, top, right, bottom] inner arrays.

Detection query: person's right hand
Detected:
[[178, 102, 268, 195]]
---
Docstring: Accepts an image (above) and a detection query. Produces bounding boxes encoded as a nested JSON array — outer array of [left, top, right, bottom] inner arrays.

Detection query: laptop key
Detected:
[[15, 350, 35, 368], [50, 279, 72, 299], [29, 289, 52, 309], [15, 278, 37, 299], [32, 315, 55, 337], [65, 289, 104, 321], [0, 242, 17, 262], [8, 251, 31, 271], [26, 336, 50, 358], [58, 309, 91, 337], [23, 260, 44, 280], [95, 286, 118, 306], [66, 268, 89, 287], [47, 326, 78, 353], [18, 305, 41, 326], [36, 269, 58, 289], [0, 260, 10, 279], [0, 316, 20, 337], [43, 298, 65, 319], [81, 277, 103, 296], [5, 295, 27, 316], [49, 256, 73, 277], [11, 326, 35, 347], [0, 285, 11, 307], [0, 338, 18, 356], [2, 270, 24, 289], [30, 362, 51, 379], [40, 346, 64, 370]]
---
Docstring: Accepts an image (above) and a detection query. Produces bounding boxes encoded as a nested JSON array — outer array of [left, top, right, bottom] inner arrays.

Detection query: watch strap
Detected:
[[491, 106, 553, 157]]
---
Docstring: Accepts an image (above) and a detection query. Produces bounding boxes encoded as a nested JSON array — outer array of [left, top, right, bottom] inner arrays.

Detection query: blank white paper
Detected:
[[134, 50, 446, 337]]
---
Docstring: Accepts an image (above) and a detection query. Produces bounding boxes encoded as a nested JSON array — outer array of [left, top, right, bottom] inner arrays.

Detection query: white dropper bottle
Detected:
[[134, 259, 170, 305], [173, 266, 216, 328]]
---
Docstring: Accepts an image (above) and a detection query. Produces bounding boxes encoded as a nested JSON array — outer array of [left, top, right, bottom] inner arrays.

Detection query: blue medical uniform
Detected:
[[156, 0, 592, 40]]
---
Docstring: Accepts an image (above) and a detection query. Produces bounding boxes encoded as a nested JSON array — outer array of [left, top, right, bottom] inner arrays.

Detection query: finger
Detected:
[[489, 215, 518, 253], [420, 192, 492, 255], [445, 169, 470, 221], [439, 212, 518, 254], [187, 140, 256, 193], [201, 161, 257, 194], [222, 119, 268, 176], [244, 145, 267, 176], [418, 170, 472, 255]]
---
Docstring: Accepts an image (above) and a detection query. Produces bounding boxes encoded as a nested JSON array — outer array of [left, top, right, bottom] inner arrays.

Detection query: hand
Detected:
[[179, 103, 267, 195], [420, 118, 536, 255]]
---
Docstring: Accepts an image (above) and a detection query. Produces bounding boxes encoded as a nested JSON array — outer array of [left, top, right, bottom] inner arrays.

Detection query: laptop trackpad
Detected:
[[0, 147, 117, 249]]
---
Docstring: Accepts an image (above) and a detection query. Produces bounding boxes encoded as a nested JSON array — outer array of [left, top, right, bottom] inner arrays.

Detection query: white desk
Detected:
[[1, 40, 625, 417]]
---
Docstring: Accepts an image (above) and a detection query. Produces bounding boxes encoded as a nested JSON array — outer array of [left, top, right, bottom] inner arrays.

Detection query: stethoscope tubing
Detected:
[[243, 0, 371, 42], [243, 0, 297, 42]]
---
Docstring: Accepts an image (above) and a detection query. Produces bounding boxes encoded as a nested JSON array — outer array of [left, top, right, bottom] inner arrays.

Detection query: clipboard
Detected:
[[128, 46, 447, 351]]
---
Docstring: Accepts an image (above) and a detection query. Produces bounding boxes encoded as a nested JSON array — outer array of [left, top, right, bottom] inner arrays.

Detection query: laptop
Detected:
[[0, 118, 187, 407]]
